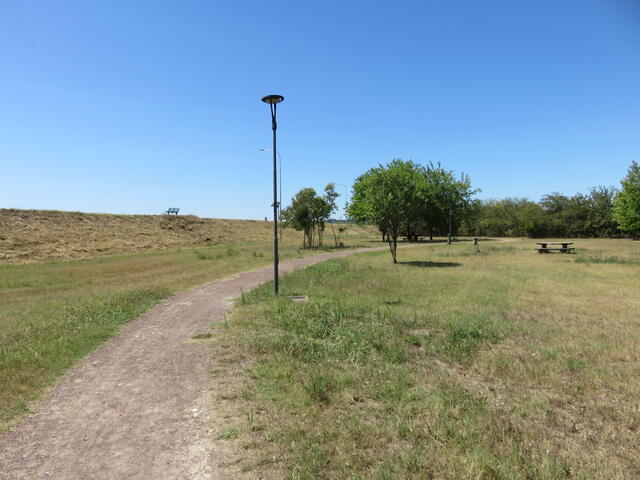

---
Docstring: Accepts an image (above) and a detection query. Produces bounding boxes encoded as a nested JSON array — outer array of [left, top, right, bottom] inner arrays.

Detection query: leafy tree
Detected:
[[281, 188, 316, 248], [540, 192, 571, 236], [349, 160, 423, 263], [350, 159, 478, 261], [281, 185, 337, 248], [323, 183, 342, 246], [586, 186, 618, 237], [418, 164, 476, 241], [461, 186, 621, 238], [613, 161, 640, 238], [462, 198, 547, 237]]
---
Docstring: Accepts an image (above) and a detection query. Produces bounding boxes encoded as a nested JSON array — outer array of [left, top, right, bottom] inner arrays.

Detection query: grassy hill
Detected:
[[0, 209, 376, 264]]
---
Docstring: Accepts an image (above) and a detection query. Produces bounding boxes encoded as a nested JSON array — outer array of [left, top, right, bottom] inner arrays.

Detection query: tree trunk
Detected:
[[388, 236, 398, 263], [329, 221, 338, 246], [392, 237, 398, 263], [305, 227, 313, 249]]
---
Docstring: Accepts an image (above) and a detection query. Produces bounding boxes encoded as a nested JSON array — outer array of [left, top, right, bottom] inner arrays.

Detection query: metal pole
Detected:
[[260, 148, 283, 242], [448, 202, 452, 244], [278, 151, 282, 242], [335, 183, 349, 221], [271, 104, 279, 295]]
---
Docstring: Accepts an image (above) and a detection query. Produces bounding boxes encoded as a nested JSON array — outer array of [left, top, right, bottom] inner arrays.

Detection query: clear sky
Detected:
[[1, 0, 639, 219]]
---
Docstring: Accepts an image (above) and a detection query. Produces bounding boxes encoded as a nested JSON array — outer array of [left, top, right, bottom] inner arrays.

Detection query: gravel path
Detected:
[[0, 248, 377, 479]]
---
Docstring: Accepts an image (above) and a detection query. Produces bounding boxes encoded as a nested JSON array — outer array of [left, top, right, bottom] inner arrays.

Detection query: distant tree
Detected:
[[281, 188, 316, 248], [323, 183, 342, 246], [540, 192, 571, 236], [349, 159, 423, 263], [418, 164, 477, 241], [613, 161, 640, 239], [461, 186, 620, 239], [459, 199, 483, 236], [463, 198, 547, 237], [281, 186, 336, 248], [586, 186, 618, 237], [540, 192, 570, 214]]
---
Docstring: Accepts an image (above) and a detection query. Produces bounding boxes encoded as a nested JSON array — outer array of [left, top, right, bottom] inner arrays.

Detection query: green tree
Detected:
[[465, 198, 546, 237], [419, 164, 477, 241], [349, 159, 423, 263], [281, 186, 336, 248], [540, 192, 570, 236], [613, 161, 640, 238], [323, 183, 343, 247], [586, 186, 618, 237], [281, 188, 315, 248]]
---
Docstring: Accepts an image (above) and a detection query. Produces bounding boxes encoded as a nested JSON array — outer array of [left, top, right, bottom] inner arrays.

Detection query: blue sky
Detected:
[[1, 0, 639, 219]]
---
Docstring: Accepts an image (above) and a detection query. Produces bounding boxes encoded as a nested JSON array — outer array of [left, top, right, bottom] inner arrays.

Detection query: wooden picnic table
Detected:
[[535, 241, 575, 254]]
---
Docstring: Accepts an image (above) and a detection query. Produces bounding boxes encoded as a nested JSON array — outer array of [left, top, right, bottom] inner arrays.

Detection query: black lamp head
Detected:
[[261, 94, 284, 104]]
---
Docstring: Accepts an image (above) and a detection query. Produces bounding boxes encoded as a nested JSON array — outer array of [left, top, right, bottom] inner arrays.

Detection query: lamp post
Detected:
[[261, 94, 284, 295], [259, 148, 282, 241], [335, 183, 349, 221], [448, 202, 452, 245], [447, 189, 455, 245]]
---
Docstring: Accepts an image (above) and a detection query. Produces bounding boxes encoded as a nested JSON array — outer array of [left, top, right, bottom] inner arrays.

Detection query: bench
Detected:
[[535, 241, 575, 254], [165, 208, 179, 215]]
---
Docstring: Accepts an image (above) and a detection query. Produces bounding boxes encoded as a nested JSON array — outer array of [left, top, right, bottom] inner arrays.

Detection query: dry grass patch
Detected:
[[0, 209, 377, 263]]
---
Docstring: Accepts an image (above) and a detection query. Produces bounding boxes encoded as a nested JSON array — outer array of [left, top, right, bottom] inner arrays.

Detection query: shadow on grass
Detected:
[[398, 261, 461, 268], [367, 237, 499, 244]]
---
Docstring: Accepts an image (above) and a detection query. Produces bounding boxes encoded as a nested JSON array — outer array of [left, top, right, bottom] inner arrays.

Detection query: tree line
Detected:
[[282, 160, 640, 263], [459, 187, 619, 238], [461, 161, 640, 239]]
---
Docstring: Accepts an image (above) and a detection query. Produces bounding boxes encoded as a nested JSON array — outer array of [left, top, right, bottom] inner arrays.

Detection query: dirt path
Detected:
[[0, 248, 378, 480]]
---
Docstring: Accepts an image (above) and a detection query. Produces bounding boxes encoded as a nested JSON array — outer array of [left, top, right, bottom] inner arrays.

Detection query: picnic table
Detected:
[[535, 241, 575, 254]]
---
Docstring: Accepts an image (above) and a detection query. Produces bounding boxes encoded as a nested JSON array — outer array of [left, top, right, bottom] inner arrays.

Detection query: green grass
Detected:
[[215, 238, 640, 479], [0, 234, 376, 431], [0, 288, 168, 428]]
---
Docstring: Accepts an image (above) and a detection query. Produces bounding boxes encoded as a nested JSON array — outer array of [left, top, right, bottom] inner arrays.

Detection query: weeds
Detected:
[[217, 427, 239, 440], [442, 315, 505, 361], [192, 333, 213, 340], [302, 369, 335, 403], [195, 250, 216, 260]]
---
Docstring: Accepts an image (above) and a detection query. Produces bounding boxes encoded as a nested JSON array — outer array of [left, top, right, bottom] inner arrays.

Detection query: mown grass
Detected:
[[0, 234, 376, 431], [213, 238, 640, 479]]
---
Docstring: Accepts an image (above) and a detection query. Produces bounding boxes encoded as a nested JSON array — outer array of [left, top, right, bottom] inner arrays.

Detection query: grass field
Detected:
[[212, 238, 640, 479], [0, 231, 376, 432]]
